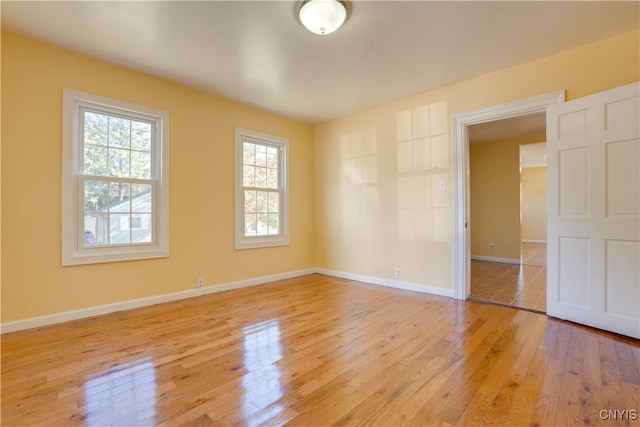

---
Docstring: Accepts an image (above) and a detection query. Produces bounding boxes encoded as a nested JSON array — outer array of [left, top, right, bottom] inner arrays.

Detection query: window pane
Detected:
[[255, 166, 267, 188], [255, 145, 267, 166], [109, 182, 131, 212], [266, 148, 278, 168], [267, 213, 279, 235], [244, 190, 257, 214], [250, 192, 279, 236], [267, 168, 278, 189], [243, 142, 255, 165], [84, 180, 108, 212], [130, 150, 151, 179], [243, 165, 255, 187], [268, 192, 279, 213], [84, 213, 108, 246], [132, 214, 152, 243], [131, 122, 151, 151], [131, 184, 152, 213], [110, 214, 131, 244], [85, 111, 108, 125], [84, 145, 108, 176], [84, 121, 108, 146], [108, 117, 131, 148], [256, 213, 269, 236], [255, 213, 280, 236], [109, 148, 130, 177], [256, 191, 268, 213], [132, 121, 151, 131], [245, 214, 257, 236], [131, 130, 151, 152]]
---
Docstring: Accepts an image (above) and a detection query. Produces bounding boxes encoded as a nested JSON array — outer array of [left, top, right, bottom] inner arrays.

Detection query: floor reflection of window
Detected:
[[241, 320, 283, 421], [83, 356, 156, 425]]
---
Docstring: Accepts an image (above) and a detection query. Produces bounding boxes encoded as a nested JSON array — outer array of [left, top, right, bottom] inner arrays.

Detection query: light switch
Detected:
[[438, 179, 446, 192]]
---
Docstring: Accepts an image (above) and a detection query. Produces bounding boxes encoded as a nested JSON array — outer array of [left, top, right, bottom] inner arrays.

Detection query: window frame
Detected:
[[62, 89, 169, 265], [234, 128, 289, 249]]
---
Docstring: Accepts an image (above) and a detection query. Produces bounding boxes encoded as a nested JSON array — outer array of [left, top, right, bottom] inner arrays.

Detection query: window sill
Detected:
[[62, 246, 169, 266]]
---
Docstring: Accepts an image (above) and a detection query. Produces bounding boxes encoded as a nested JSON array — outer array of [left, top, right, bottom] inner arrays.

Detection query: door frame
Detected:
[[452, 91, 565, 299]]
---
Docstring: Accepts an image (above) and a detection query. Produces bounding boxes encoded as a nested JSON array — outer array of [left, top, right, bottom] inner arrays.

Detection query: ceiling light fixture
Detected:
[[298, 0, 347, 35]]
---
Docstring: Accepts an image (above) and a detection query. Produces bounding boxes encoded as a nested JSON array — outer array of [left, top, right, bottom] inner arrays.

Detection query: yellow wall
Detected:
[[521, 167, 548, 242], [1, 32, 315, 323], [470, 135, 544, 260], [2, 29, 639, 323], [315, 30, 639, 290]]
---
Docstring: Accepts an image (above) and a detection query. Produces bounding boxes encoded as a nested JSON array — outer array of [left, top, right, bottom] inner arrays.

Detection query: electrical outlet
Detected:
[[196, 278, 204, 289], [489, 243, 495, 251], [395, 268, 402, 279]]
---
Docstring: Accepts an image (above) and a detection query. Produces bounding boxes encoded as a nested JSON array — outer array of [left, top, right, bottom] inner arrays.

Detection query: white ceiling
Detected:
[[2, 1, 638, 124]]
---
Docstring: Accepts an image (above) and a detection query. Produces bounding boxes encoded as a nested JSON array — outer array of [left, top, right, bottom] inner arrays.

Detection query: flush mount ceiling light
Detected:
[[298, 0, 347, 35]]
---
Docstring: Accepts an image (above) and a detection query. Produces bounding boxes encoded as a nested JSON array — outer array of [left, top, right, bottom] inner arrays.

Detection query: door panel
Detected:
[[547, 82, 640, 338], [559, 148, 590, 216], [606, 139, 639, 216], [557, 237, 589, 307]]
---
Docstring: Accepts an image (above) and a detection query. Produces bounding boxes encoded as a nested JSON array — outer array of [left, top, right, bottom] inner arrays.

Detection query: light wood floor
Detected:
[[2, 274, 639, 426], [470, 243, 547, 312]]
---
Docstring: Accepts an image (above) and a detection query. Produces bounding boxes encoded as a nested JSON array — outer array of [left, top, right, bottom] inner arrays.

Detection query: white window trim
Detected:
[[235, 128, 289, 249], [62, 89, 170, 265]]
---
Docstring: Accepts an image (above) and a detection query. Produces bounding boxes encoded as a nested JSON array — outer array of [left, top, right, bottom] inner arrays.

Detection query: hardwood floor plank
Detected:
[[531, 320, 573, 426], [599, 333, 633, 427], [409, 308, 523, 425], [2, 274, 639, 426], [286, 371, 360, 424], [554, 327, 586, 426], [244, 406, 299, 427], [580, 330, 604, 425], [504, 347, 551, 426], [454, 311, 528, 426], [480, 313, 549, 426]]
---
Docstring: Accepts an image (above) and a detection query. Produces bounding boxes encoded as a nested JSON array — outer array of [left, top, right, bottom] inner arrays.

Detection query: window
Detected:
[[235, 128, 289, 249], [62, 89, 169, 265]]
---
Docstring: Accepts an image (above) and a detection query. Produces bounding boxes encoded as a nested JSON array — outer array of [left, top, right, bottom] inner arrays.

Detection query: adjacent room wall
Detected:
[[315, 30, 639, 291], [1, 31, 316, 323], [470, 135, 545, 261], [521, 167, 548, 242]]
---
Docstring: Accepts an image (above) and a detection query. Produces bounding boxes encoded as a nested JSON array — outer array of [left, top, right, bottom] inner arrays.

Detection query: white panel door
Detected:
[[547, 82, 640, 339]]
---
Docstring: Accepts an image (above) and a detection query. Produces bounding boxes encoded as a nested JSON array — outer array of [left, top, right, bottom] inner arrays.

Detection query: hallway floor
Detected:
[[469, 243, 547, 312]]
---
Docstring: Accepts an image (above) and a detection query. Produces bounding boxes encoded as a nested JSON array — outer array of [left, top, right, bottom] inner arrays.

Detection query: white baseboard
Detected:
[[2, 267, 457, 334], [0, 268, 316, 334], [522, 240, 547, 244], [315, 268, 454, 298], [471, 255, 521, 264]]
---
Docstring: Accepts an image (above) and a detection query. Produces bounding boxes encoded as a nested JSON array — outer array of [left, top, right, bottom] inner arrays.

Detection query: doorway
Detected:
[[451, 91, 565, 303], [467, 134, 548, 312]]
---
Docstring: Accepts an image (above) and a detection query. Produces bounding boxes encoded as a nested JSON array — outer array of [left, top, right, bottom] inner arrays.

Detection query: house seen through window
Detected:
[[62, 89, 169, 265], [82, 110, 154, 246]]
